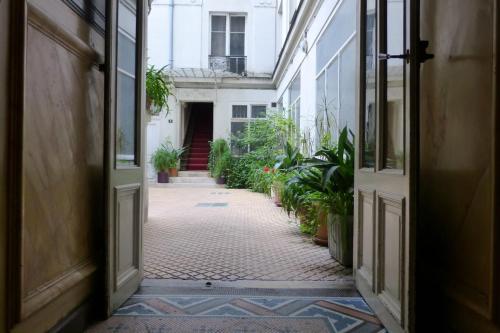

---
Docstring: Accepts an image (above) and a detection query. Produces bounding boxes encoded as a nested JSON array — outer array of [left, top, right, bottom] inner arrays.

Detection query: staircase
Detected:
[[185, 111, 212, 171]]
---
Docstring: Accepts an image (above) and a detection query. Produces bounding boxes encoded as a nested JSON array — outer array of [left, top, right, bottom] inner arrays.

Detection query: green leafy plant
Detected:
[[306, 127, 355, 216], [146, 65, 173, 116], [150, 144, 171, 173], [274, 141, 303, 171], [209, 139, 231, 178], [167, 146, 187, 168]]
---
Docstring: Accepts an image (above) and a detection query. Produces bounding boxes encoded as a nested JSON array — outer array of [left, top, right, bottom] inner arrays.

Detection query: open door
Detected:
[[354, 0, 418, 331], [105, 0, 147, 314]]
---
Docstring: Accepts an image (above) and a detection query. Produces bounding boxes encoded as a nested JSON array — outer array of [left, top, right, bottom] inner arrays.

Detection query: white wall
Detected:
[[148, 0, 173, 68], [276, 0, 357, 149], [149, 0, 277, 73]]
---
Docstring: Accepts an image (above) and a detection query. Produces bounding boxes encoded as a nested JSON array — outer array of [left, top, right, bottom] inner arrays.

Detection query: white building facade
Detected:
[[147, 0, 358, 177]]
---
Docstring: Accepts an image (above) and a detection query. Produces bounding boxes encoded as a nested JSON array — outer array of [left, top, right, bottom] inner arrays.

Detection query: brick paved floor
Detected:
[[144, 186, 352, 281]]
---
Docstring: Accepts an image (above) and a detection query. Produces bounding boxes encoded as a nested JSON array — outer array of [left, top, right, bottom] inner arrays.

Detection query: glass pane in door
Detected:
[[116, 0, 137, 166], [384, 0, 405, 169], [362, 0, 377, 168]]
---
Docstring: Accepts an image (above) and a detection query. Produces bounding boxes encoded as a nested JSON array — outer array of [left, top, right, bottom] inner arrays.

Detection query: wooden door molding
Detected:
[[6, 0, 26, 328]]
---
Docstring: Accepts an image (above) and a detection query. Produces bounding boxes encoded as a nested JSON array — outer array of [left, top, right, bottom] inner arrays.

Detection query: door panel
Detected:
[[418, 0, 500, 331], [8, 1, 106, 331], [355, 0, 414, 331], [105, 0, 146, 315]]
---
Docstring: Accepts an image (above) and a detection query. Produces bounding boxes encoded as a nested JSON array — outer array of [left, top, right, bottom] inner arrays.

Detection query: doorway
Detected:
[[181, 102, 213, 171]]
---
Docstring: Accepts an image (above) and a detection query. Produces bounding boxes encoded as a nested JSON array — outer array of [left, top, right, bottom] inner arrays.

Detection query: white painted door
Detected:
[[354, 0, 418, 331], [105, 0, 147, 314]]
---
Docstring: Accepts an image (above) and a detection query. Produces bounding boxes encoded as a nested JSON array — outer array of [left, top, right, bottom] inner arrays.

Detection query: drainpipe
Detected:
[[167, 0, 174, 68]]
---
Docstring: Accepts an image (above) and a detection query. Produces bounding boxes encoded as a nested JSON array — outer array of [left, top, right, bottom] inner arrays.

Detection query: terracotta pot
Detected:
[[168, 167, 178, 177], [157, 171, 169, 183], [313, 208, 328, 247]]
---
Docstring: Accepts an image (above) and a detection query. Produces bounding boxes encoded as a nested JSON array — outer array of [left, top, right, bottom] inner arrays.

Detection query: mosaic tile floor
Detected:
[[87, 286, 386, 333]]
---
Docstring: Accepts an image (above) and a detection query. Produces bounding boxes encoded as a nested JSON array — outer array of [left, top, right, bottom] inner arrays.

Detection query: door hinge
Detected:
[[417, 40, 434, 64]]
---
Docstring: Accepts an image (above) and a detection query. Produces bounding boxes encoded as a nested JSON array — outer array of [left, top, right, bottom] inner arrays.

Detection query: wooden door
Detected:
[[418, 0, 500, 331], [105, 0, 147, 314], [7, 0, 106, 331], [354, 0, 417, 331]]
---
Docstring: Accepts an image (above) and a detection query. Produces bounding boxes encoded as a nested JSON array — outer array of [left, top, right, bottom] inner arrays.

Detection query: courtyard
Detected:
[[144, 186, 352, 282]]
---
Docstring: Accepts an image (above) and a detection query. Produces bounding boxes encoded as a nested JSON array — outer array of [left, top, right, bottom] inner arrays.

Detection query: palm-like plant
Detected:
[[274, 141, 303, 171]]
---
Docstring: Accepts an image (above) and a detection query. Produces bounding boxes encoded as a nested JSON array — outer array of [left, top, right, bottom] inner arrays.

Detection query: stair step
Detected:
[[169, 176, 215, 184], [186, 164, 209, 170], [178, 171, 210, 177]]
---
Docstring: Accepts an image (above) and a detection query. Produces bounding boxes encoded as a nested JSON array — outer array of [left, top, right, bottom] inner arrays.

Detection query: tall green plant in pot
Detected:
[[167, 146, 187, 177], [308, 127, 355, 265], [209, 139, 231, 184], [151, 144, 171, 183]]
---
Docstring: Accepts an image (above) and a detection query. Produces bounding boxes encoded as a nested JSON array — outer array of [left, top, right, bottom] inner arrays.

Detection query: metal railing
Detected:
[[209, 55, 247, 75]]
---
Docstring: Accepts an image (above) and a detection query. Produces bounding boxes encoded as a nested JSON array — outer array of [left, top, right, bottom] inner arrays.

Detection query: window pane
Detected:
[[116, 0, 137, 166], [251, 105, 266, 118], [339, 39, 356, 132], [211, 32, 226, 56], [230, 16, 245, 33], [316, 72, 326, 142], [384, 0, 405, 169], [316, 0, 356, 73], [326, 59, 339, 135], [231, 122, 247, 155], [211, 15, 226, 31], [230, 33, 244, 55], [290, 73, 300, 103], [294, 99, 301, 139], [232, 105, 248, 118], [362, 0, 376, 168], [118, 33, 136, 74]]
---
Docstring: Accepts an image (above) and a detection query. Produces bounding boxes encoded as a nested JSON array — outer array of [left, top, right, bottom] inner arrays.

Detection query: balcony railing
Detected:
[[209, 55, 247, 75]]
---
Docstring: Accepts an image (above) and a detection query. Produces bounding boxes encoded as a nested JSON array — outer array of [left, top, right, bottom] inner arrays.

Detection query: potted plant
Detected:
[[272, 142, 302, 206], [146, 65, 173, 117], [166, 146, 187, 177], [209, 139, 231, 184], [151, 144, 171, 183], [308, 127, 355, 265]]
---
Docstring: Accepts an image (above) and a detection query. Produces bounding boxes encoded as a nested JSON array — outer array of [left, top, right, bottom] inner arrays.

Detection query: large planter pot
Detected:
[[313, 208, 328, 247], [157, 171, 169, 183], [216, 176, 226, 185], [327, 211, 353, 266], [168, 167, 178, 177]]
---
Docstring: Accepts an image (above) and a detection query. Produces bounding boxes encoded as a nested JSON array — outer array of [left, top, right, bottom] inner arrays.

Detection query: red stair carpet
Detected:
[[186, 113, 212, 171]]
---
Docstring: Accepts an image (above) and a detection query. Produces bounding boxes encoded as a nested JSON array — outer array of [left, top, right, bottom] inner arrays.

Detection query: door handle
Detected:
[[378, 52, 409, 61]]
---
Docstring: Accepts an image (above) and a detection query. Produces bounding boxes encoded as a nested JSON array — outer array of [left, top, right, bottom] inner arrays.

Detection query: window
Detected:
[[210, 14, 246, 74], [316, 0, 356, 144], [116, 0, 138, 166], [230, 104, 267, 154], [251, 105, 266, 118], [289, 73, 301, 141]]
